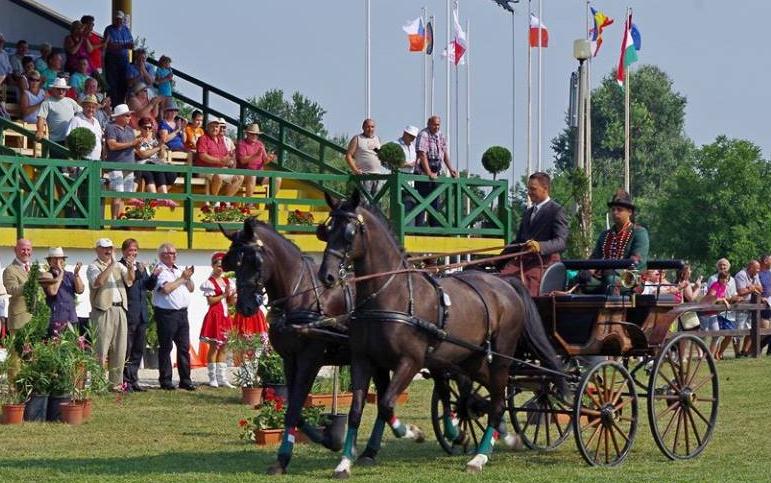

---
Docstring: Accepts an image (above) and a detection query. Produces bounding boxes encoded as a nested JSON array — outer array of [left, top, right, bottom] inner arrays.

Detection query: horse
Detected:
[[221, 218, 424, 475], [317, 190, 565, 476]]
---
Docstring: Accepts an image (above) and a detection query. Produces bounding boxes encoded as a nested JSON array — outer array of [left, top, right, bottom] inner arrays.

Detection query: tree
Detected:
[[481, 146, 512, 180], [648, 136, 771, 271], [552, 65, 695, 199]]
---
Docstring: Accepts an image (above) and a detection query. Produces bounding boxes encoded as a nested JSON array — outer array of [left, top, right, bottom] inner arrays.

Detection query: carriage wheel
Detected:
[[508, 378, 572, 450], [647, 333, 719, 460], [431, 377, 489, 455], [573, 360, 638, 466]]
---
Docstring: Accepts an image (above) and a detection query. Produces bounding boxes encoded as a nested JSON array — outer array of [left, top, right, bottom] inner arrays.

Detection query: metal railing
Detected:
[[0, 156, 511, 247]]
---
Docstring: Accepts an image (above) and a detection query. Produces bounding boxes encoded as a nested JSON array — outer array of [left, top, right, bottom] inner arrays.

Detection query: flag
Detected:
[[425, 20, 434, 55], [451, 9, 467, 65], [442, 42, 466, 65], [616, 14, 639, 86], [529, 13, 549, 47], [402, 17, 426, 52], [589, 7, 613, 56], [631, 23, 642, 51]]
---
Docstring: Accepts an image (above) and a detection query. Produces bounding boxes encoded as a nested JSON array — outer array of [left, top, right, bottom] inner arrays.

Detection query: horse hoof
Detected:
[[333, 470, 351, 480], [408, 424, 426, 443], [356, 455, 377, 467], [465, 454, 488, 474], [265, 463, 287, 475]]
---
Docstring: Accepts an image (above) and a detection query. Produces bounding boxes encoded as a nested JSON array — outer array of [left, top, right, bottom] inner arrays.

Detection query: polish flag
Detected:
[[529, 14, 549, 48]]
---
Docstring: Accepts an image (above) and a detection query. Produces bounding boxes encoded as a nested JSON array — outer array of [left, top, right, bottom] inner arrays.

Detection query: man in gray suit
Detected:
[[500, 172, 569, 295], [3, 239, 33, 333]]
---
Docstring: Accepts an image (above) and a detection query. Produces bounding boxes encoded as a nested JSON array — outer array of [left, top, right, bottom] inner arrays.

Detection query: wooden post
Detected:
[[751, 293, 761, 358]]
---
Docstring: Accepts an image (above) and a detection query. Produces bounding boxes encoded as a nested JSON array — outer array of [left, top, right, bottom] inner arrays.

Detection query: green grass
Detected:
[[1, 357, 770, 482]]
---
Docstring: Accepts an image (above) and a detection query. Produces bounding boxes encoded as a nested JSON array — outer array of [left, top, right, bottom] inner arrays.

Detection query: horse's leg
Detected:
[[378, 359, 423, 441], [466, 363, 509, 473], [266, 353, 301, 475], [433, 372, 463, 444], [333, 355, 372, 479]]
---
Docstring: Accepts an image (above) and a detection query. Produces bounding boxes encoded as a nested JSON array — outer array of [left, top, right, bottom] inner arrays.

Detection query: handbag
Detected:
[[679, 311, 701, 330]]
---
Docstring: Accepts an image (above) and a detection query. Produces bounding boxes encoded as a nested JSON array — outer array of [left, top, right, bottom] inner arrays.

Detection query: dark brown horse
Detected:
[[221, 218, 424, 475], [317, 190, 564, 476]]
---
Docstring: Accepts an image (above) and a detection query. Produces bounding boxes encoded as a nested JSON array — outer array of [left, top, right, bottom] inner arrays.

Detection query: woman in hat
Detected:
[[39, 247, 84, 337], [158, 102, 186, 152], [585, 189, 650, 294], [199, 252, 235, 388], [236, 123, 279, 201], [134, 116, 178, 207]]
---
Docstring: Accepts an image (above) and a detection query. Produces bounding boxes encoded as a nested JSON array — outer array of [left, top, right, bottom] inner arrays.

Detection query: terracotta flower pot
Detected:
[[2, 404, 25, 425], [304, 392, 353, 409], [241, 386, 263, 406], [78, 399, 93, 421], [59, 402, 83, 426], [254, 428, 283, 446], [366, 392, 409, 405]]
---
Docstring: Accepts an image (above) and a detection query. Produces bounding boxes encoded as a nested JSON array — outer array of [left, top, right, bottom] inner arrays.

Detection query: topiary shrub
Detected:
[[66, 127, 96, 159], [481, 146, 512, 180], [377, 142, 406, 172]]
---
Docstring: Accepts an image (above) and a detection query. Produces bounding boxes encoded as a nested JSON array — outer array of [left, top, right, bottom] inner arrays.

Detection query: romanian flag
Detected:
[[529, 14, 549, 48], [402, 17, 426, 52], [616, 14, 639, 86], [590, 7, 613, 56]]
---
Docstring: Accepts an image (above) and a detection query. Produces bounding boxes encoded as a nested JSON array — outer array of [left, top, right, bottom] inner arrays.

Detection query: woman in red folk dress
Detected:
[[232, 287, 269, 346], [200, 252, 235, 388]]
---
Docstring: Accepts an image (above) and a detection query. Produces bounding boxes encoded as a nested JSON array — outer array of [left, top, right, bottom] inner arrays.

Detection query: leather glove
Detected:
[[524, 239, 541, 254]]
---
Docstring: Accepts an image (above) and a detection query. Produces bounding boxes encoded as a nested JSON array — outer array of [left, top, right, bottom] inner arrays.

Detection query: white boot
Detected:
[[207, 363, 219, 388], [217, 362, 235, 388]]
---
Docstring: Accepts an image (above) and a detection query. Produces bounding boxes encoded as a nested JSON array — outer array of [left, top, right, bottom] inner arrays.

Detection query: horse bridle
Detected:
[[233, 237, 267, 303], [316, 210, 366, 280]]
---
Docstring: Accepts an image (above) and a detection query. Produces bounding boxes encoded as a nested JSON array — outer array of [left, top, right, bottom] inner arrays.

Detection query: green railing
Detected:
[[0, 117, 73, 159], [0, 156, 511, 247], [147, 58, 348, 196]]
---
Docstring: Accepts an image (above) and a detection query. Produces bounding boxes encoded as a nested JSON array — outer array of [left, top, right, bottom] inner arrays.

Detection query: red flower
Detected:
[[150, 200, 159, 208], [117, 212, 127, 219], [240, 207, 250, 214], [275, 399, 284, 412], [294, 209, 301, 215], [263, 387, 276, 399], [201, 205, 211, 214], [238, 418, 248, 427]]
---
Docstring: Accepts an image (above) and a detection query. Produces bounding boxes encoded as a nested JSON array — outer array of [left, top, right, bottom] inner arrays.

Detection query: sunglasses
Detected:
[[29, 78, 41, 82], [142, 126, 153, 129]]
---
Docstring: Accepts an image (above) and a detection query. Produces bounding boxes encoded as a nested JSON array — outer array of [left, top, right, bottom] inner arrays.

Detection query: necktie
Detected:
[[530, 205, 539, 221], [24, 263, 29, 273]]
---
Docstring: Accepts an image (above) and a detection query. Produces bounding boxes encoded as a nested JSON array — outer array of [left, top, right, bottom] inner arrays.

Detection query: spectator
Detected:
[[154, 55, 174, 105], [119, 238, 159, 392], [80, 15, 104, 75], [64, 20, 89, 73], [38, 247, 84, 337], [16, 55, 36, 91], [151, 242, 196, 391], [36, 77, 82, 144], [103, 10, 134, 104], [70, 60, 91, 95], [158, 102, 186, 152], [199, 252, 235, 388], [218, 118, 236, 156], [675, 263, 702, 303], [87, 238, 135, 392], [66, 95, 104, 161], [704, 271, 737, 360], [79, 77, 110, 129], [703, 258, 738, 345], [9, 40, 29, 81], [2, 239, 33, 333], [0, 34, 12, 87], [105, 103, 141, 219], [236, 122, 278, 199], [19, 70, 46, 124], [345, 118, 382, 197], [758, 254, 771, 354], [38, 52, 64, 90], [195, 118, 244, 204], [134, 116, 178, 207], [734, 260, 762, 357], [396, 125, 419, 221], [0, 260, 7, 338], [127, 81, 161, 129], [415, 115, 459, 226], [126, 48, 155, 92], [34, 42, 52, 73], [184, 110, 204, 151]]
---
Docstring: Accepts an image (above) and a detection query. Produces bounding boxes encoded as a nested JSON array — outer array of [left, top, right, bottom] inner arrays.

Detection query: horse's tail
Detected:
[[507, 277, 567, 392]]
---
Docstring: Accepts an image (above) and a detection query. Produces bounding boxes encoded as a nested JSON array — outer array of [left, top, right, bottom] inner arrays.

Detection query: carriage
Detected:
[[431, 258, 721, 466]]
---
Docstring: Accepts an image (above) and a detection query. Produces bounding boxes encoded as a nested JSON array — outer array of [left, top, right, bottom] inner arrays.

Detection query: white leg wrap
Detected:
[[465, 454, 489, 472], [334, 456, 353, 475], [503, 433, 524, 450]]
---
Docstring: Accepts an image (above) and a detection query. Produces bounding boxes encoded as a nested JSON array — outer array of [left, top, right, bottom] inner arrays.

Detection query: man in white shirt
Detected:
[[151, 242, 196, 390], [397, 125, 419, 223], [66, 95, 103, 160], [733, 260, 762, 357]]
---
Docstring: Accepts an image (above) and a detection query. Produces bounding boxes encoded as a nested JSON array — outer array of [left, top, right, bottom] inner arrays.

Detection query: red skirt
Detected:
[[200, 304, 233, 345], [234, 309, 268, 336]]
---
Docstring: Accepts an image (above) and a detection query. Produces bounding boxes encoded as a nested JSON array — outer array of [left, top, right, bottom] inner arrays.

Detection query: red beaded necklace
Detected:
[[602, 221, 633, 259]]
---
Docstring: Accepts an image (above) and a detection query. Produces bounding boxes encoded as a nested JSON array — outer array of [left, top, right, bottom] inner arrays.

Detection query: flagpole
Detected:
[[537, 0, 543, 171], [585, 0, 592, 203], [455, 1, 460, 168], [365, 0, 371, 118], [526, 0, 532, 181], [465, 19, 471, 174], [430, 14, 435, 116], [446, 0, 451, 152], [511, 10, 516, 190], [422, 6, 428, 122], [624, 8, 631, 194]]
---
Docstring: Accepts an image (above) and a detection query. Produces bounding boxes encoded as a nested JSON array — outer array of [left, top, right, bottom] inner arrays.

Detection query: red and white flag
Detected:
[[451, 8, 467, 65], [529, 13, 549, 48]]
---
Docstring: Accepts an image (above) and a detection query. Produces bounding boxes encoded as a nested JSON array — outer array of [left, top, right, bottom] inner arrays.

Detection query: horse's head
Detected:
[[317, 189, 366, 288], [221, 217, 266, 316]]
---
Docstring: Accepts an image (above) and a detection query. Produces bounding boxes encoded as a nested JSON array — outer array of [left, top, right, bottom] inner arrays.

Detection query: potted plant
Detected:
[[481, 145, 512, 181], [200, 204, 252, 228], [377, 142, 406, 172], [1, 333, 28, 425], [240, 387, 286, 445], [143, 303, 160, 369], [15, 339, 54, 422], [305, 366, 353, 409], [118, 199, 158, 228], [69, 330, 108, 422], [286, 209, 315, 231], [229, 331, 264, 405], [258, 348, 286, 400]]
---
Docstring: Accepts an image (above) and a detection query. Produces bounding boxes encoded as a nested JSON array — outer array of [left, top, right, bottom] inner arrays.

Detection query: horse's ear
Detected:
[[218, 223, 237, 241], [349, 188, 361, 208], [243, 217, 257, 241], [324, 191, 340, 210]]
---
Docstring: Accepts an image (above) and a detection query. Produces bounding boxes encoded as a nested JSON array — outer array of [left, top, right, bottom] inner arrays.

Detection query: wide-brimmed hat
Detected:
[[403, 125, 419, 137], [206, 117, 220, 126], [46, 247, 67, 259], [111, 104, 132, 118], [132, 82, 148, 94], [80, 94, 99, 105], [37, 271, 56, 284], [164, 101, 179, 111], [607, 189, 635, 210], [244, 123, 262, 135], [96, 238, 114, 248], [51, 77, 69, 90], [217, 117, 227, 126]]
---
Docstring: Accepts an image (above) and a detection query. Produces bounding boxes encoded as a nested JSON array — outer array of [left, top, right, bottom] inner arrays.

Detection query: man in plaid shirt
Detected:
[[414, 116, 458, 227]]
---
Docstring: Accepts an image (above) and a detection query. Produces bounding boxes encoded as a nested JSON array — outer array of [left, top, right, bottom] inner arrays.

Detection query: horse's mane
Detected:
[[357, 204, 408, 258], [246, 218, 304, 257]]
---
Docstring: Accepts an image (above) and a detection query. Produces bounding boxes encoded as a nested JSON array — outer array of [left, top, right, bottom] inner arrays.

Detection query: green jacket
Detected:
[[587, 225, 650, 294]]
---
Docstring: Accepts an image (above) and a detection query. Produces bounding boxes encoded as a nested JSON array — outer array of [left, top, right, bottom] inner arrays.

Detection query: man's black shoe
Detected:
[[132, 384, 147, 392], [160, 384, 176, 391], [179, 383, 197, 391]]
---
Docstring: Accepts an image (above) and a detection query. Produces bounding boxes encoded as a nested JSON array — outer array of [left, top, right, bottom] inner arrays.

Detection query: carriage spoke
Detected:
[[660, 404, 681, 439], [532, 412, 542, 445], [608, 423, 623, 460], [547, 399, 567, 438], [604, 425, 611, 464], [610, 419, 630, 444], [665, 356, 684, 387], [593, 425, 604, 463], [583, 419, 603, 448], [690, 403, 712, 427], [544, 402, 552, 447], [685, 407, 703, 448], [682, 405, 691, 455], [607, 365, 620, 404], [684, 352, 705, 388], [672, 409, 684, 455], [652, 394, 680, 401], [693, 396, 716, 403], [472, 416, 485, 434]]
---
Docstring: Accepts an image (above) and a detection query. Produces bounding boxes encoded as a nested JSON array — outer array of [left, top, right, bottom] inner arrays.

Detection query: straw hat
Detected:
[[46, 247, 67, 259], [80, 94, 99, 106], [111, 104, 132, 118], [51, 77, 69, 90], [95, 238, 114, 248], [244, 123, 262, 135]]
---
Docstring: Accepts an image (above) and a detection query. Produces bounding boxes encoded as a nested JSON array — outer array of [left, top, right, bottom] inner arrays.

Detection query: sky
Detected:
[[35, 0, 771, 183]]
